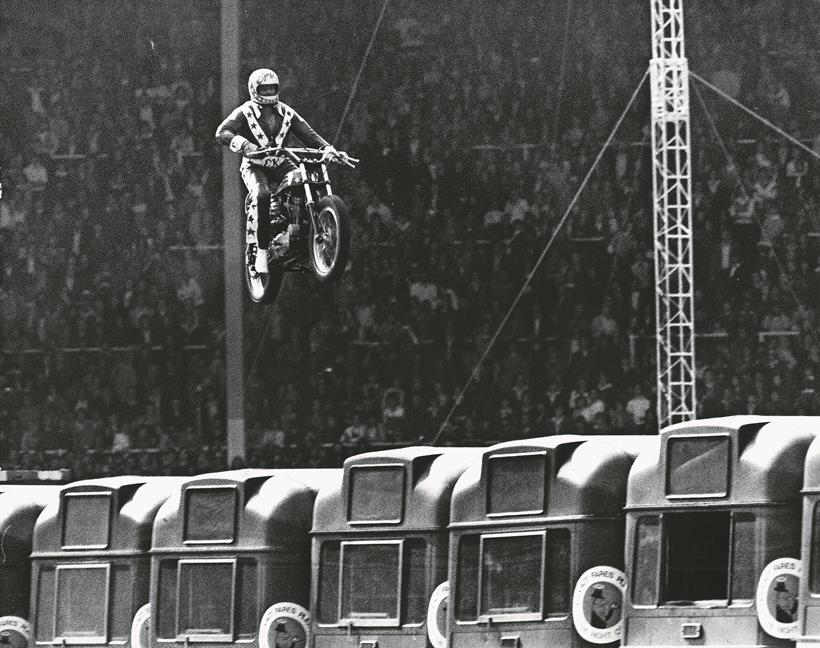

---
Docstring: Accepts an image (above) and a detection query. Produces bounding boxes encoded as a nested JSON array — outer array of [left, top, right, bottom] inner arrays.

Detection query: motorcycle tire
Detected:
[[244, 194, 284, 304], [244, 251, 284, 304], [309, 195, 350, 282]]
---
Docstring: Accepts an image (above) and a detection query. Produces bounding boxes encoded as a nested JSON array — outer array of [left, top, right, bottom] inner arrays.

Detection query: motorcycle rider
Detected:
[[215, 68, 338, 273]]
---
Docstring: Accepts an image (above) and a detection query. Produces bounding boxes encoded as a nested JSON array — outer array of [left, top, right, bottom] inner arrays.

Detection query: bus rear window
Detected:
[[62, 493, 110, 547], [455, 535, 479, 621], [178, 560, 234, 637], [667, 436, 729, 496], [487, 453, 546, 515], [318, 542, 341, 624], [35, 566, 55, 642], [321, 539, 426, 626], [634, 512, 756, 606], [812, 503, 820, 593], [632, 516, 660, 605], [665, 511, 730, 603], [456, 530, 568, 621], [184, 487, 236, 542], [402, 539, 428, 624], [340, 542, 401, 622], [55, 565, 109, 639], [348, 465, 405, 523], [545, 531, 570, 614], [480, 533, 543, 617], [156, 560, 178, 639]]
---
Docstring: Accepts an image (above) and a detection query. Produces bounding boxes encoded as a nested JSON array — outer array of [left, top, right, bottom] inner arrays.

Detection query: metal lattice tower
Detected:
[[649, 0, 696, 429]]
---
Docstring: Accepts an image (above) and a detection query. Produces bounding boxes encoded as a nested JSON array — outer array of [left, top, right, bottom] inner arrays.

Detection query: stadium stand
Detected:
[[0, 0, 818, 474]]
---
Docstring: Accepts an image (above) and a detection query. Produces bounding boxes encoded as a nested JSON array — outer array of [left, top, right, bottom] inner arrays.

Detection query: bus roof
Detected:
[[802, 434, 820, 492], [626, 416, 820, 508], [152, 468, 341, 551], [0, 486, 60, 562], [32, 476, 183, 555], [312, 447, 482, 533], [450, 435, 653, 526]]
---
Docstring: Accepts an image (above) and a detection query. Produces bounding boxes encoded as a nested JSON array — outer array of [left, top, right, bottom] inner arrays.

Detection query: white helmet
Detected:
[[248, 68, 279, 105]]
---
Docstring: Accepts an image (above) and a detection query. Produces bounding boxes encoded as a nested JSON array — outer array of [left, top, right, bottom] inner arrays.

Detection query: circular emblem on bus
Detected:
[[130, 604, 150, 648], [0, 616, 33, 648], [756, 558, 800, 638], [259, 603, 309, 648], [426, 581, 449, 648], [572, 566, 626, 644]]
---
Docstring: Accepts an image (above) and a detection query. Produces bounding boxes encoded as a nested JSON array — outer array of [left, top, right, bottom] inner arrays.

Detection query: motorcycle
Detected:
[[242, 146, 358, 303]]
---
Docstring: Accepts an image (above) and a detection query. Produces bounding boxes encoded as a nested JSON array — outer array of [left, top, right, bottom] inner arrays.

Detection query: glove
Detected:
[[229, 134, 259, 156], [320, 145, 338, 162], [242, 141, 261, 156]]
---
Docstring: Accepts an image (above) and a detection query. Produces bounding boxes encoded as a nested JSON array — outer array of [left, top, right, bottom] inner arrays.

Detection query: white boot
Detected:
[[254, 247, 269, 273]]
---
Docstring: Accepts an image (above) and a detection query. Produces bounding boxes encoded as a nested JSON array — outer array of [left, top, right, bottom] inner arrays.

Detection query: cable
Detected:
[[432, 68, 649, 445], [690, 71, 820, 162], [332, 0, 392, 145], [691, 81, 819, 350], [552, 0, 574, 140]]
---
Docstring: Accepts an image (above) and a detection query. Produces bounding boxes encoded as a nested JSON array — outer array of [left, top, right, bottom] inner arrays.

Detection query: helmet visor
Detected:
[[257, 83, 279, 97]]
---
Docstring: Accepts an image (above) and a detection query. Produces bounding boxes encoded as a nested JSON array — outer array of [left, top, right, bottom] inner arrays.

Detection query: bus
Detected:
[[448, 435, 652, 648], [30, 477, 182, 648], [623, 416, 819, 648], [311, 447, 480, 648], [798, 433, 820, 648], [148, 469, 340, 648], [0, 485, 60, 648]]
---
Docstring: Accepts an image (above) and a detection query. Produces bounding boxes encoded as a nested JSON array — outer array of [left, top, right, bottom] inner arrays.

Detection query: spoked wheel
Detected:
[[309, 195, 350, 282], [244, 250, 284, 304], [244, 194, 284, 304]]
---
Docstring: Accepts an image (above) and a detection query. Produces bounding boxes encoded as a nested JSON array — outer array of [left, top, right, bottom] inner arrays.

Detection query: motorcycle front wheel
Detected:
[[245, 251, 284, 304], [309, 195, 350, 282]]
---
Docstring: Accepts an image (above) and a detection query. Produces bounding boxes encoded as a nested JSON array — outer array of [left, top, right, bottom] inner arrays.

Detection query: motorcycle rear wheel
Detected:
[[309, 195, 350, 282], [245, 250, 284, 304]]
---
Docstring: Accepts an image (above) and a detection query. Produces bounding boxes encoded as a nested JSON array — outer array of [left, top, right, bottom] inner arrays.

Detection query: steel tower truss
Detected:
[[649, 0, 696, 428]]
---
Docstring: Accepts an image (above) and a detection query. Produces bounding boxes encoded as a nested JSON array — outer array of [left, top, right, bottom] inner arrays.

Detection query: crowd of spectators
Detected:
[[0, 0, 819, 478]]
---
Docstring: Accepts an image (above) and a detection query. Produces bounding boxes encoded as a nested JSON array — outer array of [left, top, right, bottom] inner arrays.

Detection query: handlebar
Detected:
[[245, 146, 358, 168]]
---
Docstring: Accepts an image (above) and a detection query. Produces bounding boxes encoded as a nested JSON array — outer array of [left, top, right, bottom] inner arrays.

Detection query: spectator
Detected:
[[339, 413, 367, 446], [626, 384, 651, 431]]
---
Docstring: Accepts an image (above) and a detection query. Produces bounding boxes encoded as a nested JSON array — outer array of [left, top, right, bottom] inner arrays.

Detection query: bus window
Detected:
[[156, 559, 178, 639], [812, 503, 820, 593], [487, 453, 546, 515], [109, 565, 132, 640], [348, 466, 404, 523], [340, 541, 401, 623], [184, 487, 236, 543], [178, 559, 235, 637], [730, 514, 756, 602], [236, 559, 258, 637], [545, 530, 570, 615], [480, 533, 543, 618], [455, 535, 479, 621], [665, 511, 730, 603], [402, 539, 428, 624], [35, 566, 55, 642], [318, 542, 340, 624], [62, 493, 111, 548], [55, 564, 110, 639], [667, 436, 729, 497], [632, 516, 660, 605]]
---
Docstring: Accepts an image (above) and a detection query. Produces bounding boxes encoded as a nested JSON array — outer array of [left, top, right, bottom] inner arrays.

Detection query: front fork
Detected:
[[300, 162, 322, 239]]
